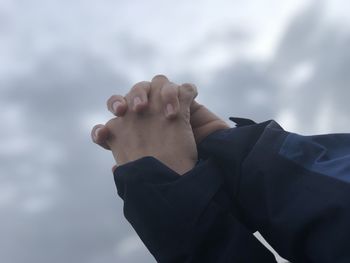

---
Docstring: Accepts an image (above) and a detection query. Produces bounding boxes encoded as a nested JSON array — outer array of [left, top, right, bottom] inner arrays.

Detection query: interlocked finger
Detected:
[[91, 124, 111, 150], [125, 81, 151, 113], [160, 82, 180, 119], [107, 95, 128, 116]]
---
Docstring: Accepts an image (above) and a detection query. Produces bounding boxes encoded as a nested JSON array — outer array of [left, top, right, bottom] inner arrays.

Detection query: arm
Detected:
[[114, 157, 275, 262], [92, 77, 275, 262], [198, 118, 350, 262]]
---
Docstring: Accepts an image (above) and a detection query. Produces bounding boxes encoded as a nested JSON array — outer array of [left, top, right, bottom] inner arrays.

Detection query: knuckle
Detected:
[[131, 81, 150, 93], [152, 74, 168, 82], [162, 83, 178, 98], [181, 83, 198, 98], [181, 83, 197, 93]]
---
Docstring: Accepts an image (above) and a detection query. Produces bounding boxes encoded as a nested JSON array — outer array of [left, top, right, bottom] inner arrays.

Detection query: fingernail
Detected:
[[166, 104, 175, 116], [112, 101, 121, 114], [133, 97, 142, 109], [94, 127, 102, 141]]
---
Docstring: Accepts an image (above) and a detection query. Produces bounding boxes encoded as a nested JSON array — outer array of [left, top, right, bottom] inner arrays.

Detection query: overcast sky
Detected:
[[1, 0, 350, 262]]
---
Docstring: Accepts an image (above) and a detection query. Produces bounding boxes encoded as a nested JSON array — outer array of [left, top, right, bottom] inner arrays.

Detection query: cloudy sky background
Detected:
[[1, 0, 350, 262]]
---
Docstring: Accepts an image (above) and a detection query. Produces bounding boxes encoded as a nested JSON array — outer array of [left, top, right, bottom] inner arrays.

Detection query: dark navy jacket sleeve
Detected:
[[114, 157, 276, 262], [198, 118, 350, 263]]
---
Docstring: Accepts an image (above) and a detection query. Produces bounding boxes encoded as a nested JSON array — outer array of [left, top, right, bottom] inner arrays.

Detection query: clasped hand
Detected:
[[91, 75, 229, 175]]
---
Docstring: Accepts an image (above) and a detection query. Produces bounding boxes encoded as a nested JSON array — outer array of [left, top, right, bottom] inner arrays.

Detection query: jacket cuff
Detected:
[[197, 120, 273, 161]]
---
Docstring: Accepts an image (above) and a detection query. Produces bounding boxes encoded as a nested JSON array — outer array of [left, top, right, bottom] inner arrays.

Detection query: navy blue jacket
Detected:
[[114, 118, 350, 262]]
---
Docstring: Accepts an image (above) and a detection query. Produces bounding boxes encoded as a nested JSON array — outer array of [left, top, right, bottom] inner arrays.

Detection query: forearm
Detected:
[[114, 157, 275, 262], [198, 118, 350, 262]]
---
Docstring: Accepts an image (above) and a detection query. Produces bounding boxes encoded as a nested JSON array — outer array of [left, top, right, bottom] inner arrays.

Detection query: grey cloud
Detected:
[[199, 60, 278, 125], [1, 1, 350, 263], [209, 2, 350, 133], [115, 33, 157, 64], [271, 2, 350, 131], [0, 49, 155, 263]]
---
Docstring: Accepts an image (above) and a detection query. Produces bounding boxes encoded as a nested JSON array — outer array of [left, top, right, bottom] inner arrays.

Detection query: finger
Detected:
[[160, 82, 180, 119], [151, 74, 170, 91], [179, 83, 198, 116], [106, 95, 128, 116], [126, 81, 151, 113], [91, 124, 111, 150]]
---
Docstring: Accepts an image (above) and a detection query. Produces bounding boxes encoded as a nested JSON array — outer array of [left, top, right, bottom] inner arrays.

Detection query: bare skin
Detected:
[[92, 75, 198, 174], [91, 75, 230, 173]]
